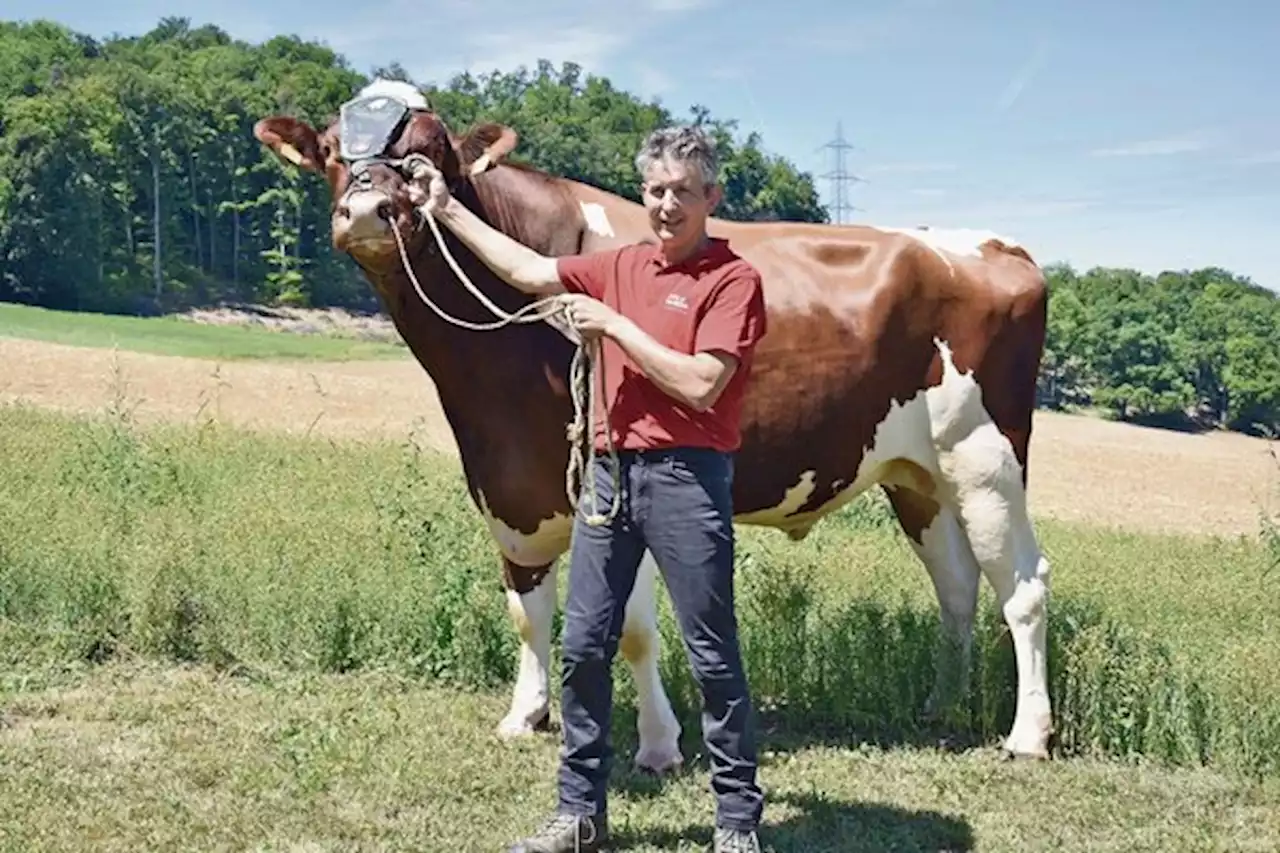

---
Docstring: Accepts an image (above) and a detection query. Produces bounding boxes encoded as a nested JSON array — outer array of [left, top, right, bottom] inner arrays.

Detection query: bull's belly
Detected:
[[730, 370, 954, 537]]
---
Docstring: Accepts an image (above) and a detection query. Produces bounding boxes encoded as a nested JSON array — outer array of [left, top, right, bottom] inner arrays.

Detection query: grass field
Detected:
[[0, 302, 407, 361], [2, 306, 1279, 851], [1, 382, 1278, 851], [3, 662, 1277, 852]]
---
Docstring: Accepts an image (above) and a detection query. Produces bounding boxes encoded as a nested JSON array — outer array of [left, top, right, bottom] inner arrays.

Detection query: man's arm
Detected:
[[607, 322, 739, 412], [604, 266, 767, 412], [431, 196, 564, 295]]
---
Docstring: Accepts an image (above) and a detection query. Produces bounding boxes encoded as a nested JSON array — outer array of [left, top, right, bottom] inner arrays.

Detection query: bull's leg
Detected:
[[620, 550, 684, 774], [884, 486, 982, 723], [498, 559, 557, 738], [943, 424, 1053, 759]]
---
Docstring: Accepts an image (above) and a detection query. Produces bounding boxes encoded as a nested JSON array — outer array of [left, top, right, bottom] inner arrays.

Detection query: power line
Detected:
[[817, 121, 864, 224]]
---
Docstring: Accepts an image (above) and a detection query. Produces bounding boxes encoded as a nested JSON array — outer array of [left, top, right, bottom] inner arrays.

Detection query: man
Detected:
[[408, 124, 767, 853]]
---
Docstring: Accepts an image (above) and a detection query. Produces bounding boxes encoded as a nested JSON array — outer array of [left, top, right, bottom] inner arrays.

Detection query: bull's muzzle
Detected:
[[333, 188, 393, 245]]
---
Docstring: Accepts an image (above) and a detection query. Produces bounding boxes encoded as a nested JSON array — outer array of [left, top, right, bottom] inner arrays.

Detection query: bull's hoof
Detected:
[[1001, 722, 1053, 761], [999, 736, 1052, 762], [633, 746, 684, 776], [496, 707, 552, 739]]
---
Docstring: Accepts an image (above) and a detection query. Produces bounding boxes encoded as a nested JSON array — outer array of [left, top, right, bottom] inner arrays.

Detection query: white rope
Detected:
[[390, 209, 622, 526]]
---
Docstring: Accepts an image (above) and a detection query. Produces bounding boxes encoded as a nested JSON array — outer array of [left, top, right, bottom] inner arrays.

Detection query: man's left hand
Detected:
[[561, 294, 627, 340]]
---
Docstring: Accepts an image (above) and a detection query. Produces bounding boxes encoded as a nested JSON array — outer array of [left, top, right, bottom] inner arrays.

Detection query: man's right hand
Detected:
[[396, 152, 566, 296]]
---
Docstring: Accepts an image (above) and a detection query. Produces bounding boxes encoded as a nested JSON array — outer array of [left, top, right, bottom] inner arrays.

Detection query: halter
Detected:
[[340, 92, 412, 178], [335, 85, 621, 525], [336, 91, 431, 230]]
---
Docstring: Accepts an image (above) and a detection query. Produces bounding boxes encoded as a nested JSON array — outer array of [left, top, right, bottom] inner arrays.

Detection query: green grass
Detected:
[[1, 661, 1276, 852], [0, 400, 1278, 850], [0, 302, 407, 361]]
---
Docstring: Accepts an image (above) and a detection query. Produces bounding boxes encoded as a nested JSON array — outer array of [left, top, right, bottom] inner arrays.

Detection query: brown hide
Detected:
[[253, 108, 1048, 592]]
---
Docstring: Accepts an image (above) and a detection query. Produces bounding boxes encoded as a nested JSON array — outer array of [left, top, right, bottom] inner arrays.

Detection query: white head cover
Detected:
[[355, 78, 429, 110]]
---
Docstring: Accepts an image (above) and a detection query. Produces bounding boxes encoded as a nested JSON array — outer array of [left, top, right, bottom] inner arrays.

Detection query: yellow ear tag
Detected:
[[278, 143, 305, 165]]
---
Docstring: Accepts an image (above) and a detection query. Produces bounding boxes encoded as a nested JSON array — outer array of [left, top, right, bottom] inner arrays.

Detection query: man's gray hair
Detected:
[[634, 125, 719, 187]]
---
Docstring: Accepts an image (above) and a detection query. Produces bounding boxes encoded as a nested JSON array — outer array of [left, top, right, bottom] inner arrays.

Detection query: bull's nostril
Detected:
[[376, 198, 391, 220], [337, 203, 351, 219]]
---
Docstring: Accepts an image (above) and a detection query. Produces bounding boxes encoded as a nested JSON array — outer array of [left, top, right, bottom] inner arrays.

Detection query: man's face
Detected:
[[641, 156, 721, 258]]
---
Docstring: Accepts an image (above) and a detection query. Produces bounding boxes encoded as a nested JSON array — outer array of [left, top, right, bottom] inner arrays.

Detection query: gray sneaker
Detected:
[[506, 812, 608, 853], [713, 827, 761, 853]]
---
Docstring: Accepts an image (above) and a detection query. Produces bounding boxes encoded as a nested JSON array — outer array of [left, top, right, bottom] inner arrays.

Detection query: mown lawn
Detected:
[[0, 302, 407, 361], [1, 662, 1277, 852], [0, 401, 1277, 851]]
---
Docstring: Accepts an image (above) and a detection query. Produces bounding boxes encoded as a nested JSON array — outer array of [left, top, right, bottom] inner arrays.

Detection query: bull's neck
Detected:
[[366, 167, 576, 417]]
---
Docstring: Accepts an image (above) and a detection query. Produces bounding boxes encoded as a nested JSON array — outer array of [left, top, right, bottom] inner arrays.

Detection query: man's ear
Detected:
[[455, 122, 519, 176], [705, 182, 723, 212], [253, 116, 324, 172]]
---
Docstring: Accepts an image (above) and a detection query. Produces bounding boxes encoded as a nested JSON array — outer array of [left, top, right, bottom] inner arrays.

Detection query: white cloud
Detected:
[[865, 161, 957, 174], [913, 197, 1096, 223], [462, 26, 628, 76], [1090, 133, 1213, 158], [309, 0, 708, 87], [787, 0, 953, 55], [634, 64, 674, 99], [995, 40, 1049, 113], [1235, 150, 1280, 166], [707, 65, 745, 81], [646, 0, 716, 10]]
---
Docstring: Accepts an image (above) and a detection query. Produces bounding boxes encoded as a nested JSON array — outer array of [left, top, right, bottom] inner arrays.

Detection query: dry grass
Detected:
[[2, 336, 1274, 537], [1026, 408, 1277, 536], [176, 303, 403, 343], [0, 337, 456, 453]]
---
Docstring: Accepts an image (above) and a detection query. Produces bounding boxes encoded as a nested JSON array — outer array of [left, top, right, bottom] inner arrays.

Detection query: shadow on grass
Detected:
[[608, 711, 988, 806], [610, 791, 973, 852]]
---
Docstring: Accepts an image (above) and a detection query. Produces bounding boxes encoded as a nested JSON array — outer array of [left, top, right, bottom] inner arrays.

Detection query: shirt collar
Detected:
[[646, 237, 731, 273]]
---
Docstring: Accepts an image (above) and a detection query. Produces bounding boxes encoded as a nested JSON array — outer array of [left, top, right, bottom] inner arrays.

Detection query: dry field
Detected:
[[2, 335, 1274, 538]]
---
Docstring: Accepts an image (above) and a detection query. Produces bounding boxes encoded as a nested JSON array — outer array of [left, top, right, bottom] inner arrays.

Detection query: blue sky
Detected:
[[12, 0, 1280, 289]]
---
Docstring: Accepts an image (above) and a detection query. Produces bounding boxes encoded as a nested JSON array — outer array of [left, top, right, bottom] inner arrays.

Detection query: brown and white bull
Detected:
[[253, 80, 1054, 766]]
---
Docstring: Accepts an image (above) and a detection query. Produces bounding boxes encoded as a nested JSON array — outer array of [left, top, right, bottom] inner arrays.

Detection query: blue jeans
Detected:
[[557, 447, 763, 832]]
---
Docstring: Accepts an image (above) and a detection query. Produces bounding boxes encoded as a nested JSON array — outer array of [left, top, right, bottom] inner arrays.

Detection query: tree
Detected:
[[0, 24, 825, 314], [1, 19, 1276, 436]]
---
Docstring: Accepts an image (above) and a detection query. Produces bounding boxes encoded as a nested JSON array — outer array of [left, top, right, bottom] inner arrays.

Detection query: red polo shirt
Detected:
[[556, 237, 767, 453]]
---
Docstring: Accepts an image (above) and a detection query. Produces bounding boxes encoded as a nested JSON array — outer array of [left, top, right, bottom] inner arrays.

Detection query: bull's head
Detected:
[[253, 79, 517, 269]]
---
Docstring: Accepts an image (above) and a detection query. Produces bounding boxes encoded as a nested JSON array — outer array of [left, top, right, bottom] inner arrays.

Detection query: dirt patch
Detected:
[[0, 337, 456, 452], [1025, 410, 1276, 537], [2, 336, 1275, 538], [175, 304, 402, 344]]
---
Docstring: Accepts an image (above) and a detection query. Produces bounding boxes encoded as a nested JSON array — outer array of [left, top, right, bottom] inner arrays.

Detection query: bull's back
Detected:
[[726, 225, 1046, 524], [725, 228, 944, 521]]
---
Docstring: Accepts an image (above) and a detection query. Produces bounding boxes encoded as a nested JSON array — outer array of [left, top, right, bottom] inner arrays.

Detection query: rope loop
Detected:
[[390, 206, 621, 526]]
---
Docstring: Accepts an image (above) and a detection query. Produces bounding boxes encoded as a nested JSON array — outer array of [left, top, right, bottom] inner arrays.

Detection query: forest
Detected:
[[2, 18, 1277, 434]]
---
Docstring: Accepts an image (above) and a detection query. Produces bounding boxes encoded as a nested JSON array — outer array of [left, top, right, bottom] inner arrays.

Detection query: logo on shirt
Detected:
[[664, 292, 690, 312]]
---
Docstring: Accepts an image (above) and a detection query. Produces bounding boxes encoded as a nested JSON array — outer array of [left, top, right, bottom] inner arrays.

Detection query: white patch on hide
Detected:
[[877, 225, 1022, 258], [734, 469, 819, 527], [906, 504, 982, 717], [499, 563, 558, 737], [875, 225, 1022, 277], [579, 201, 616, 237], [622, 552, 683, 772], [924, 338, 1053, 758], [475, 490, 572, 567]]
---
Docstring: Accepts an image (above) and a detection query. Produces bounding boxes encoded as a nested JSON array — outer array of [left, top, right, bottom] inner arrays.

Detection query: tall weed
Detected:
[[0, 402, 1276, 777]]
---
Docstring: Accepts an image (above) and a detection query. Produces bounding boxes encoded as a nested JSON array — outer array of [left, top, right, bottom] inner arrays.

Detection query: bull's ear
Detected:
[[253, 116, 324, 172], [456, 123, 518, 176]]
